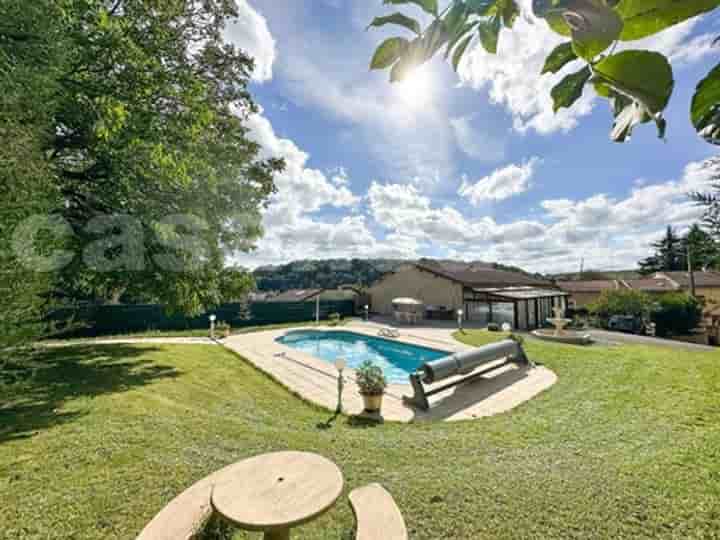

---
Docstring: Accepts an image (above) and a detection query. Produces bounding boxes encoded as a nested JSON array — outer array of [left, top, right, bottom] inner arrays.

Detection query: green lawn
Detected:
[[1, 332, 719, 539]]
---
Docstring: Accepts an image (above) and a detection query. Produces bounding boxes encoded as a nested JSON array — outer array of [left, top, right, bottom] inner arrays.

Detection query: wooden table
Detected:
[[211, 451, 344, 540]]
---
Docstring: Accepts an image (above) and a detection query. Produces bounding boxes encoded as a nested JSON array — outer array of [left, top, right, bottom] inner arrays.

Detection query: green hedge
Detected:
[[49, 300, 355, 337]]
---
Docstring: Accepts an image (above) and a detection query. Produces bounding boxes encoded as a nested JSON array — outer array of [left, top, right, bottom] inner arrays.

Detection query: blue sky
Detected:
[[227, 0, 720, 273]]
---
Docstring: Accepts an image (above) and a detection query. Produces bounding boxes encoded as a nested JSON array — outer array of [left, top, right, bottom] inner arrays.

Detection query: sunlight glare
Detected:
[[394, 66, 434, 109]]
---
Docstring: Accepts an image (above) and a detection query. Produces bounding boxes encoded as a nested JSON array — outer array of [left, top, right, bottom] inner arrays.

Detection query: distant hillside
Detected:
[[253, 258, 542, 291]]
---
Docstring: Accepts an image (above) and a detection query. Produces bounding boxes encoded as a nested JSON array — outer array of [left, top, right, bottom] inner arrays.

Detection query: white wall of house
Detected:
[[368, 265, 464, 315]]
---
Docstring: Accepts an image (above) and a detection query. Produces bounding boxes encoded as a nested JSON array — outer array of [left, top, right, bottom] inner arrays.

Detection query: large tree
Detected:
[[639, 225, 684, 274], [368, 0, 720, 145], [1, 0, 284, 346]]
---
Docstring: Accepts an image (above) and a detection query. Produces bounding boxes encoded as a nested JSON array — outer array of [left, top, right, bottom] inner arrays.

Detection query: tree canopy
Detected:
[[368, 0, 720, 144], [638, 224, 718, 274], [1, 0, 283, 346]]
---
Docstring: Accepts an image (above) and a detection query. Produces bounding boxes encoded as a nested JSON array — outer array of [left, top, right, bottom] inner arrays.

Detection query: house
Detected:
[[621, 278, 679, 295], [655, 271, 720, 303], [264, 289, 325, 302], [368, 261, 567, 330], [556, 280, 622, 308], [557, 271, 720, 308]]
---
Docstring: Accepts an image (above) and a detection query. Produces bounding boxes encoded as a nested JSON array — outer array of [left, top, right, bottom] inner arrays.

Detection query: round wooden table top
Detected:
[[210, 451, 344, 532]]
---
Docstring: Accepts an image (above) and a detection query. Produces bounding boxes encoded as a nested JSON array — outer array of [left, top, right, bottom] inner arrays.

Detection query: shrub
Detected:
[[214, 321, 231, 337], [588, 289, 651, 328], [487, 322, 501, 332], [355, 360, 387, 396], [651, 293, 702, 337]]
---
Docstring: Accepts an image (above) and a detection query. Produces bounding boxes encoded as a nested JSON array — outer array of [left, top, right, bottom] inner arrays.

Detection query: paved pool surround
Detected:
[[222, 321, 556, 422]]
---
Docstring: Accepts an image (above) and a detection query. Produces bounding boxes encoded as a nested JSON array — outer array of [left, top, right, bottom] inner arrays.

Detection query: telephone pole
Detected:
[[688, 244, 697, 297]]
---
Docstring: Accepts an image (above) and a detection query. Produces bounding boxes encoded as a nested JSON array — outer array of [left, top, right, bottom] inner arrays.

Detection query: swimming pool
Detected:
[[276, 330, 449, 383]]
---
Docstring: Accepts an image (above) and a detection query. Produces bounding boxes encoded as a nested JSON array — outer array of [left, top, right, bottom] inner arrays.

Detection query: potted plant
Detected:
[[215, 321, 231, 338], [355, 360, 387, 413]]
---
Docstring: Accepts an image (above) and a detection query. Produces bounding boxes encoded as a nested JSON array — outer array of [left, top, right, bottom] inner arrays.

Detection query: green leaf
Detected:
[[444, 1, 469, 37], [452, 34, 474, 71], [367, 12, 421, 35], [390, 39, 424, 82], [478, 15, 502, 53], [569, 1, 623, 60], [426, 18, 450, 55], [592, 50, 673, 113], [370, 37, 409, 70], [445, 21, 479, 58], [617, 0, 720, 41], [691, 63, 720, 145], [383, 0, 438, 16], [551, 65, 592, 112], [542, 42, 578, 74], [501, 0, 520, 27], [467, 0, 497, 14]]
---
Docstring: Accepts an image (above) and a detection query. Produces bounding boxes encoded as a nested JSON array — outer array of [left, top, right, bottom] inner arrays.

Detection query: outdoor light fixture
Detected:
[[334, 358, 346, 414], [457, 309, 464, 332], [209, 314, 217, 339], [364, 304, 369, 321]]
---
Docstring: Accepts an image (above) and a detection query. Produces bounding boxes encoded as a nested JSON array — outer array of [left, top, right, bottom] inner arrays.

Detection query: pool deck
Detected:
[[222, 321, 556, 422]]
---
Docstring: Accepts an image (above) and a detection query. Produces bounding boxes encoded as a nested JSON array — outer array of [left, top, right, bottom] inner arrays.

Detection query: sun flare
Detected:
[[394, 66, 434, 109]]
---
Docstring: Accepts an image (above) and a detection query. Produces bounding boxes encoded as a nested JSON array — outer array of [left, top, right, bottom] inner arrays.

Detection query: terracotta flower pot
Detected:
[[361, 393, 383, 413]]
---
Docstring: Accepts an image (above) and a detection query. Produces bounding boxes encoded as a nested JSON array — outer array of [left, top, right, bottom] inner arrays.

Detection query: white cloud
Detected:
[[246, 113, 359, 218], [363, 159, 716, 274], [459, 157, 541, 205], [458, 0, 717, 136], [224, 0, 276, 82], [450, 115, 506, 162]]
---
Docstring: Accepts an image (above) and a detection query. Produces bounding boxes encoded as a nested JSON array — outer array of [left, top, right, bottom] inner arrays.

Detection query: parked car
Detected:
[[608, 315, 645, 334]]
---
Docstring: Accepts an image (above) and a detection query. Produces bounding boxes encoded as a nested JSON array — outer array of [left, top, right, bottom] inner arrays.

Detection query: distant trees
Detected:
[[639, 224, 718, 275], [639, 226, 683, 274], [254, 259, 406, 291]]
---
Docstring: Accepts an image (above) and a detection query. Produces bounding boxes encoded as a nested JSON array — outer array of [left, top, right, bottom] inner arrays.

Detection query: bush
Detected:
[[651, 293, 702, 337], [588, 289, 651, 328], [214, 321, 231, 337], [487, 322, 501, 332], [355, 360, 387, 396]]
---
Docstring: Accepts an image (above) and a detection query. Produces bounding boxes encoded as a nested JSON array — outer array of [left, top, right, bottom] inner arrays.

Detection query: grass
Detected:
[[1, 332, 719, 539]]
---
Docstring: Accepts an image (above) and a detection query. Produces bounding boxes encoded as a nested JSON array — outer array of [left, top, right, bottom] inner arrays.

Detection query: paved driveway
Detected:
[[588, 329, 717, 351]]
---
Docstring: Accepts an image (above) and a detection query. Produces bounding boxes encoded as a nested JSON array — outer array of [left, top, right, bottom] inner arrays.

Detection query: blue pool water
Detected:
[[276, 330, 449, 383]]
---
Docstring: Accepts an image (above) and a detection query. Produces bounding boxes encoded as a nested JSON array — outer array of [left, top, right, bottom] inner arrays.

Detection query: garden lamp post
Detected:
[[457, 309, 464, 332], [334, 358, 346, 414], [209, 314, 216, 339], [364, 304, 369, 322]]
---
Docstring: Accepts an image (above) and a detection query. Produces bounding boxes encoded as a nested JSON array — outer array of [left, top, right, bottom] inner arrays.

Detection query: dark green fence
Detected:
[[49, 300, 355, 337]]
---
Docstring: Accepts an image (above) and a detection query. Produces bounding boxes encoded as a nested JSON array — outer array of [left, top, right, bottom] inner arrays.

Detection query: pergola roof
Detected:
[[471, 286, 569, 302]]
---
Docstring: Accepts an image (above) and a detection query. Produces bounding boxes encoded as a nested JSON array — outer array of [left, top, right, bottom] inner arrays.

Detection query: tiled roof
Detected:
[[265, 289, 324, 302], [556, 280, 619, 293], [624, 279, 679, 293], [415, 261, 552, 288], [659, 271, 720, 288]]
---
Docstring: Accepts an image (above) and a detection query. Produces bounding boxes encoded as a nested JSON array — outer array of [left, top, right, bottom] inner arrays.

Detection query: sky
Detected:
[[226, 0, 720, 274]]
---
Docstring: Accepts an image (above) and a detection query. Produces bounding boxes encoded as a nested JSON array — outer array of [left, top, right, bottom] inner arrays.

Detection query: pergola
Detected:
[[463, 286, 569, 330]]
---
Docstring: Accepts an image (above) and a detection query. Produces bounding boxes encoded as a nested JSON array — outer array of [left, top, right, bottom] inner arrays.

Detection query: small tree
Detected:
[[651, 293, 703, 337], [588, 289, 650, 327]]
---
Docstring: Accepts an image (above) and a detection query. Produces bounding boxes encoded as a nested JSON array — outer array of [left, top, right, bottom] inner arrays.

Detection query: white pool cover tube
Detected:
[[420, 339, 523, 384]]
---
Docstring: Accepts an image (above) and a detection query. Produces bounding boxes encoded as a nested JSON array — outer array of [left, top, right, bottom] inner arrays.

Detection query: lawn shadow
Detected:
[[0, 344, 179, 444]]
